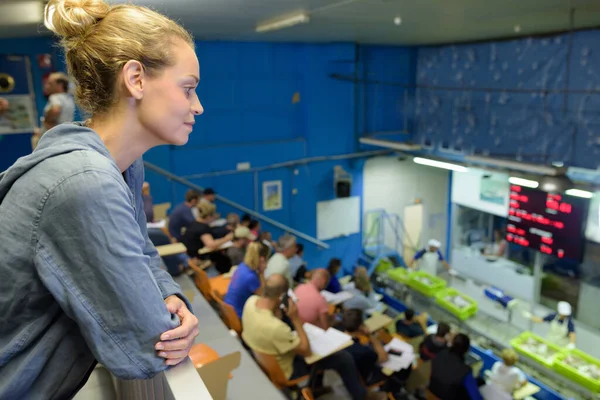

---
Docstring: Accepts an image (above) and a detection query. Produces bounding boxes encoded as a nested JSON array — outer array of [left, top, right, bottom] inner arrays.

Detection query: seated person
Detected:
[[419, 322, 450, 361], [265, 234, 297, 287], [395, 309, 427, 338], [240, 213, 251, 227], [430, 333, 483, 400], [181, 202, 233, 273], [148, 227, 189, 277], [224, 242, 269, 318], [294, 269, 331, 329], [289, 243, 308, 283], [225, 212, 240, 230], [226, 226, 255, 266], [488, 348, 527, 394], [249, 219, 261, 238], [343, 266, 378, 312], [242, 274, 386, 400], [259, 230, 276, 254], [325, 258, 342, 294], [168, 189, 200, 241]]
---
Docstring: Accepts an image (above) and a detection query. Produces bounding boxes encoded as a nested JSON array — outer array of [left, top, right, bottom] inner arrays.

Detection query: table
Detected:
[[156, 242, 187, 257], [304, 340, 353, 365], [364, 313, 393, 333]]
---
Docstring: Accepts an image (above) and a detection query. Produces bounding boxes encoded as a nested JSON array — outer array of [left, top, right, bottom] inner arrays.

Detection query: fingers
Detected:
[[164, 357, 188, 366], [160, 317, 199, 341], [158, 349, 190, 361], [156, 338, 190, 352], [164, 295, 184, 314]]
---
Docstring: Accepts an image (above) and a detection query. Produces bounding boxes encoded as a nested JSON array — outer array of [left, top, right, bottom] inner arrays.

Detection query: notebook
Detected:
[[303, 324, 352, 357]]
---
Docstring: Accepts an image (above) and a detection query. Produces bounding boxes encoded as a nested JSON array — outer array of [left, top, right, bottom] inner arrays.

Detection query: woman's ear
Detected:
[[121, 60, 146, 100]]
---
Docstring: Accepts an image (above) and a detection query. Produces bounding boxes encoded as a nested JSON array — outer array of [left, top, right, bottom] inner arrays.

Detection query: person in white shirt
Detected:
[[32, 72, 75, 150], [484, 229, 508, 258], [264, 234, 297, 287], [408, 239, 456, 276], [488, 348, 527, 394]]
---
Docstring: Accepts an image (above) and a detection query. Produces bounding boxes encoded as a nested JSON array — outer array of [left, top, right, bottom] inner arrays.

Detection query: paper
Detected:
[[303, 323, 351, 356], [198, 241, 234, 255], [147, 220, 166, 229], [287, 289, 298, 303], [384, 338, 414, 354], [210, 218, 227, 227], [320, 290, 354, 305], [380, 353, 414, 372]]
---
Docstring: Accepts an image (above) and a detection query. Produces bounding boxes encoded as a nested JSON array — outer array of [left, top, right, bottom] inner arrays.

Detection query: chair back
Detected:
[[253, 351, 289, 389], [188, 262, 213, 300], [153, 202, 171, 221], [212, 290, 242, 336]]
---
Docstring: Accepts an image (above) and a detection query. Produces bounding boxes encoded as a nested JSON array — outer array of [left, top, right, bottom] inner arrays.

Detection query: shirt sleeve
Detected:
[[543, 313, 557, 322], [463, 373, 484, 400], [48, 94, 63, 107], [567, 318, 575, 333], [34, 169, 182, 380], [437, 250, 445, 261], [413, 249, 426, 260], [273, 323, 301, 355]]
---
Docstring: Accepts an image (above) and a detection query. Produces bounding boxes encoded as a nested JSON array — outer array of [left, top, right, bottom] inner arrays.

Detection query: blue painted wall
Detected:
[[413, 29, 600, 170], [0, 37, 62, 169]]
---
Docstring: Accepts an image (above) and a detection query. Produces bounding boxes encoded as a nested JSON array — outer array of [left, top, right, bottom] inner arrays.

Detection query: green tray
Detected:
[[510, 331, 562, 368], [407, 271, 447, 297], [386, 267, 412, 284], [375, 258, 393, 274], [435, 288, 478, 320], [554, 349, 600, 392]]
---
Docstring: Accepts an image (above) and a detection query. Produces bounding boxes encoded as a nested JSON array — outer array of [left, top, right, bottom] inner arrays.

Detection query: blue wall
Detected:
[[413, 29, 600, 170]]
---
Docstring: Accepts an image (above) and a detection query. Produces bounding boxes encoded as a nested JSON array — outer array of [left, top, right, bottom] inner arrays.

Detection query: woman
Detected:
[[325, 257, 342, 293], [0, 1, 200, 398], [485, 229, 508, 258], [182, 201, 234, 274], [224, 241, 270, 318], [342, 266, 379, 312], [487, 348, 527, 394]]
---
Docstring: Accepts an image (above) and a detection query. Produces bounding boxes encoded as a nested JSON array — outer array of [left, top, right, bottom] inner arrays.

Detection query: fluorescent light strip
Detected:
[[413, 157, 468, 172], [509, 177, 539, 188], [256, 13, 310, 33], [565, 189, 593, 199]]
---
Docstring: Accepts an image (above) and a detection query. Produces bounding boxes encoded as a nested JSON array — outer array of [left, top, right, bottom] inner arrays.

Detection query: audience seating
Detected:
[[189, 343, 242, 400], [212, 290, 242, 336], [253, 351, 310, 395]]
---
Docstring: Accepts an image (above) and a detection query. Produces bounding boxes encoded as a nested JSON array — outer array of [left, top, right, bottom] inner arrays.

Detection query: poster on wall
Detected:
[[451, 168, 510, 217], [0, 94, 36, 134], [479, 174, 510, 205], [262, 180, 282, 211]]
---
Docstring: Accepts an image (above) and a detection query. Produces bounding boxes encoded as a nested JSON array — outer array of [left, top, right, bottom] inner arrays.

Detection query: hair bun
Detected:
[[45, 0, 110, 39]]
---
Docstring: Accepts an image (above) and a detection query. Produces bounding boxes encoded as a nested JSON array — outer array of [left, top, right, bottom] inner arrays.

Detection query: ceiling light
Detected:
[[565, 189, 593, 199], [394, 16, 402, 26], [256, 12, 310, 33], [413, 157, 468, 172], [509, 177, 539, 188], [539, 174, 573, 193], [514, 24, 521, 33]]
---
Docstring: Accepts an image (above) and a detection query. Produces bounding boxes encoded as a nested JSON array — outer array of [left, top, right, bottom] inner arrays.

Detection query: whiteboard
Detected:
[[317, 196, 360, 240]]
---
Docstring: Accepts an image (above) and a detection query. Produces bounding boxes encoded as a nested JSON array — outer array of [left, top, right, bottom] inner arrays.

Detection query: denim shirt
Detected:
[[0, 124, 191, 399]]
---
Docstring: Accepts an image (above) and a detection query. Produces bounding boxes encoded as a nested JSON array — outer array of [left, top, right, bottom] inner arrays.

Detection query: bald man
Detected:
[[32, 72, 75, 150], [242, 274, 384, 400], [294, 268, 331, 329]]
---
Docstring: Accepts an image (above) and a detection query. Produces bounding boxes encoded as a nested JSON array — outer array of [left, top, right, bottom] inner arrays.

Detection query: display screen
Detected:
[[506, 185, 588, 261]]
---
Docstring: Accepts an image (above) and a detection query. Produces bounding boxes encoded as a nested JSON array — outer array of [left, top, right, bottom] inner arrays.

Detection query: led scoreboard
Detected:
[[507, 185, 588, 261]]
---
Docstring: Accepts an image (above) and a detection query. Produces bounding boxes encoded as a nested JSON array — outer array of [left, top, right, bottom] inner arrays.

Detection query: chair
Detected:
[[253, 351, 309, 394], [187, 261, 213, 301], [212, 290, 242, 336], [153, 202, 171, 221], [189, 343, 241, 400]]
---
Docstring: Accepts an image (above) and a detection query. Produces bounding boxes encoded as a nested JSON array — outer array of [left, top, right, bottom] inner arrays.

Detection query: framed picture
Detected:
[[0, 94, 36, 134], [262, 180, 282, 211]]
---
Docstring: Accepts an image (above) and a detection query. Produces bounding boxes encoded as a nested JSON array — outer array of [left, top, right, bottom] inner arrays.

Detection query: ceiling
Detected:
[[2, 0, 600, 45]]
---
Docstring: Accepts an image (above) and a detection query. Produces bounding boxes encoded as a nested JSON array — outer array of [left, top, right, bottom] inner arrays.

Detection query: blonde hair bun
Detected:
[[45, 0, 110, 39]]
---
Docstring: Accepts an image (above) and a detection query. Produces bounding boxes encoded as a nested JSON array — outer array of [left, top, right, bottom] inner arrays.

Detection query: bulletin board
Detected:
[[317, 196, 360, 240]]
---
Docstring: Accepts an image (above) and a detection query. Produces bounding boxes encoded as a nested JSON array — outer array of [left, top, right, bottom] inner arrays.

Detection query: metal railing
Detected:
[[144, 161, 330, 249]]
